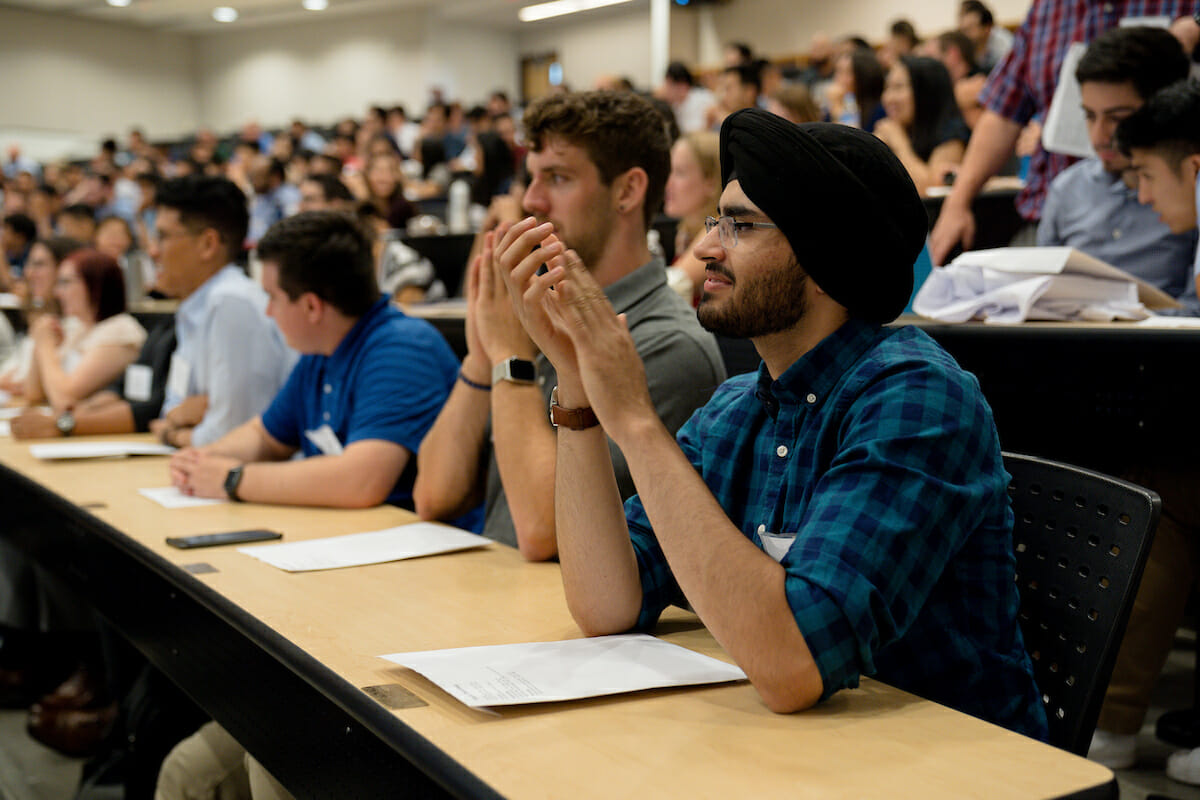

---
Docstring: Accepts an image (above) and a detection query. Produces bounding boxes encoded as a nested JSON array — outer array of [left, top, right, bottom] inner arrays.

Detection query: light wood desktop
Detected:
[[0, 435, 1116, 799]]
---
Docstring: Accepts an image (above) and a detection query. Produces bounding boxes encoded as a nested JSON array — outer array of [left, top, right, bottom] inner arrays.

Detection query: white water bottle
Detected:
[[447, 179, 471, 233]]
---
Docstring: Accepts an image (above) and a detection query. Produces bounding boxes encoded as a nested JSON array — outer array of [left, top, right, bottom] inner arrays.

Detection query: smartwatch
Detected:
[[223, 465, 246, 502], [55, 411, 76, 436], [549, 386, 600, 430], [492, 357, 537, 386]]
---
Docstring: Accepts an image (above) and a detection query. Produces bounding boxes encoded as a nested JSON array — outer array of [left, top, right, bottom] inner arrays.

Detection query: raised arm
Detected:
[[504, 234, 823, 713], [415, 251, 501, 523], [928, 109, 1023, 264]]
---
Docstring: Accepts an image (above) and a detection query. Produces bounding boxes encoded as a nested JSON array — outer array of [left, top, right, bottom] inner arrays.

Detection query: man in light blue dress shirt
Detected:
[[1037, 26, 1197, 311], [148, 176, 294, 448], [1089, 78, 1200, 777]]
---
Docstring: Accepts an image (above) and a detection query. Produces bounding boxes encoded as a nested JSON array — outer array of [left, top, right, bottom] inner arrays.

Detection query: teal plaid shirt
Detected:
[[625, 319, 1048, 740]]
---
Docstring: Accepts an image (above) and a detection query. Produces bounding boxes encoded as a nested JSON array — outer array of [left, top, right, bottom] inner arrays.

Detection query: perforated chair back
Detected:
[[1004, 452, 1160, 755]]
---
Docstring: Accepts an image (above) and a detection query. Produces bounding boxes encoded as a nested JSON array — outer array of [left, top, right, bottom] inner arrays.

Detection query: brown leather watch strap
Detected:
[[549, 386, 600, 430]]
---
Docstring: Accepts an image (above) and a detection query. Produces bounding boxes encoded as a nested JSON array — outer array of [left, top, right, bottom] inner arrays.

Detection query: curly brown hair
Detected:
[[522, 90, 671, 229]]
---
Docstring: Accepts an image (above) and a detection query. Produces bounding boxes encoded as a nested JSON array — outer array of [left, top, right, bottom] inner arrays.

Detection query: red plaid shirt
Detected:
[[981, 0, 1198, 220]]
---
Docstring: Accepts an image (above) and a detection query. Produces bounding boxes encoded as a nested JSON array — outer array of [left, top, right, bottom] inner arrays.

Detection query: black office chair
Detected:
[[1005, 452, 1161, 755]]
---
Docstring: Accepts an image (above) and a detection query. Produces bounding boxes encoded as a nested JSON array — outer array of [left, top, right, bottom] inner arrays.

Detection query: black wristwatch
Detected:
[[492, 357, 537, 386], [55, 411, 76, 436], [223, 465, 246, 502]]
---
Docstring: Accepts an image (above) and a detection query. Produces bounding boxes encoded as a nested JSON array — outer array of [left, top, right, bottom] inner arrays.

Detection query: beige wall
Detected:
[[0, 4, 198, 156], [1, 0, 1032, 159], [194, 9, 519, 133]]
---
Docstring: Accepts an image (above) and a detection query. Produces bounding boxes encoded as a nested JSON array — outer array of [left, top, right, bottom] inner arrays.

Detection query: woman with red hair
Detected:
[[24, 248, 145, 413]]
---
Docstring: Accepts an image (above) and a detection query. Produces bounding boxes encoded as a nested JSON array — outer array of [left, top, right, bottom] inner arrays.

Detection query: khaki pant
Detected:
[[156, 721, 295, 800], [1096, 465, 1200, 735]]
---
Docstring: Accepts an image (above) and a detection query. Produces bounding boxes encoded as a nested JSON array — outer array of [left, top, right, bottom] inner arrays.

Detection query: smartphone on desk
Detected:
[[166, 529, 282, 549]]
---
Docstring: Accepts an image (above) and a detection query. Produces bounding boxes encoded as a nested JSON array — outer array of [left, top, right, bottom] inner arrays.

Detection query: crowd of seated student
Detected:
[[6, 2, 1200, 793]]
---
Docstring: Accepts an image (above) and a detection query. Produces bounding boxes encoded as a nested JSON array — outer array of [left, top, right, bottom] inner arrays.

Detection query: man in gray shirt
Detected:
[[1037, 26, 1198, 311], [415, 90, 725, 561]]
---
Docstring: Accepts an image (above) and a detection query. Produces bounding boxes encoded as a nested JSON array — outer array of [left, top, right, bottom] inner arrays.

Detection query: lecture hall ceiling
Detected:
[[0, 0, 533, 31]]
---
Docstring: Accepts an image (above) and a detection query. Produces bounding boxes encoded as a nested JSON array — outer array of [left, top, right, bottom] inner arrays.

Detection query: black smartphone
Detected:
[[166, 529, 283, 549]]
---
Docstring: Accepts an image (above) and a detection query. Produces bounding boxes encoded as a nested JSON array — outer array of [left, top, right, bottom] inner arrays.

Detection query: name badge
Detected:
[[304, 424, 344, 456], [124, 364, 153, 403], [166, 354, 191, 401], [1118, 15, 1171, 28], [759, 530, 796, 563]]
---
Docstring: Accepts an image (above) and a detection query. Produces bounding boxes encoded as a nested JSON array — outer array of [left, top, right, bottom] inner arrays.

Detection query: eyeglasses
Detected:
[[704, 215, 779, 249]]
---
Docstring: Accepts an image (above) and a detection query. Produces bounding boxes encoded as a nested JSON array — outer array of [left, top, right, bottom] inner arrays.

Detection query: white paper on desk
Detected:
[[237, 522, 489, 572], [30, 441, 176, 460], [0, 420, 9, 437], [950, 247, 1178, 309], [380, 633, 748, 708], [138, 486, 226, 508], [1136, 315, 1200, 328]]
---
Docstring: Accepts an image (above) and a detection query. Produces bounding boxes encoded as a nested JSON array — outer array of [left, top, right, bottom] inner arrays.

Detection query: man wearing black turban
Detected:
[[501, 108, 1047, 740]]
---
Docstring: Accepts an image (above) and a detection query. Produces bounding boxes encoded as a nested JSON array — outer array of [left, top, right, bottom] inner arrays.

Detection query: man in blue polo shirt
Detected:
[[158, 211, 461, 800], [167, 210, 458, 509]]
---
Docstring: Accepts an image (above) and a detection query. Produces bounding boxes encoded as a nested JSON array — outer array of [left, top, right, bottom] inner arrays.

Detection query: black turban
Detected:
[[719, 109, 928, 323]]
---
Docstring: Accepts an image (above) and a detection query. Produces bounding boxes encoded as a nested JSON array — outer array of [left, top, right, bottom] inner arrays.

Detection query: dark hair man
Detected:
[[662, 60, 718, 134], [959, 0, 1012, 73], [415, 90, 725, 561], [1037, 27, 1196, 309], [888, 19, 920, 58], [931, 0, 1198, 266], [2, 212, 36, 278], [162, 212, 462, 799], [297, 174, 355, 213], [503, 109, 1047, 739], [57, 203, 96, 244], [714, 63, 763, 128], [1088, 79, 1200, 778], [148, 175, 294, 448]]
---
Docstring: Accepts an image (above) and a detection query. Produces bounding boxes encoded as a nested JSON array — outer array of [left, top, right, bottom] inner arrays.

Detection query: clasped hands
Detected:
[[169, 447, 239, 498], [490, 216, 655, 443]]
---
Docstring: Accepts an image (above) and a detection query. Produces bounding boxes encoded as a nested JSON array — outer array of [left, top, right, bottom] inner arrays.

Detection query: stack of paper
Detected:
[[913, 247, 1180, 323]]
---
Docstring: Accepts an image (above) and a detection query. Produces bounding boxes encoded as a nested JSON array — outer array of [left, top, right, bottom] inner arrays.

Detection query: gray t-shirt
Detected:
[[481, 259, 726, 548]]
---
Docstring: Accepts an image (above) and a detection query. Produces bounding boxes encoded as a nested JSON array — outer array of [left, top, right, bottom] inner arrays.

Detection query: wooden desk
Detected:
[[0, 436, 1116, 799]]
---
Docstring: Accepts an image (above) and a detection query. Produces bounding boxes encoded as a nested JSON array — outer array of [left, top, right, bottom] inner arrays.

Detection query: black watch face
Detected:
[[510, 359, 537, 382]]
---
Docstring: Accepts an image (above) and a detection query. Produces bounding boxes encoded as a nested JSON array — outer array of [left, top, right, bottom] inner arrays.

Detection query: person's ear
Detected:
[[1185, 152, 1200, 185], [196, 227, 224, 263], [302, 291, 323, 322], [613, 167, 648, 216]]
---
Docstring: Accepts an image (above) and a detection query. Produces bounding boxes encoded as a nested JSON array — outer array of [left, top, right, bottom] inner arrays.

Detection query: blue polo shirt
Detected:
[[261, 296, 459, 509]]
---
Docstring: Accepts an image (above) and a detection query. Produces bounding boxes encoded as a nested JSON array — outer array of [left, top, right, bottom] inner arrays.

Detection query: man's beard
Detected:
[[697, 255, 808, 338]]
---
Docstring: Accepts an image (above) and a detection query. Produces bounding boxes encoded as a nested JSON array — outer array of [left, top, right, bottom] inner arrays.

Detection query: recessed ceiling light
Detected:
[[212, 6, 238, 22], [518, 0, 633, 22], [302, 0, 328, 9], [106, 0, 132, 7]]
